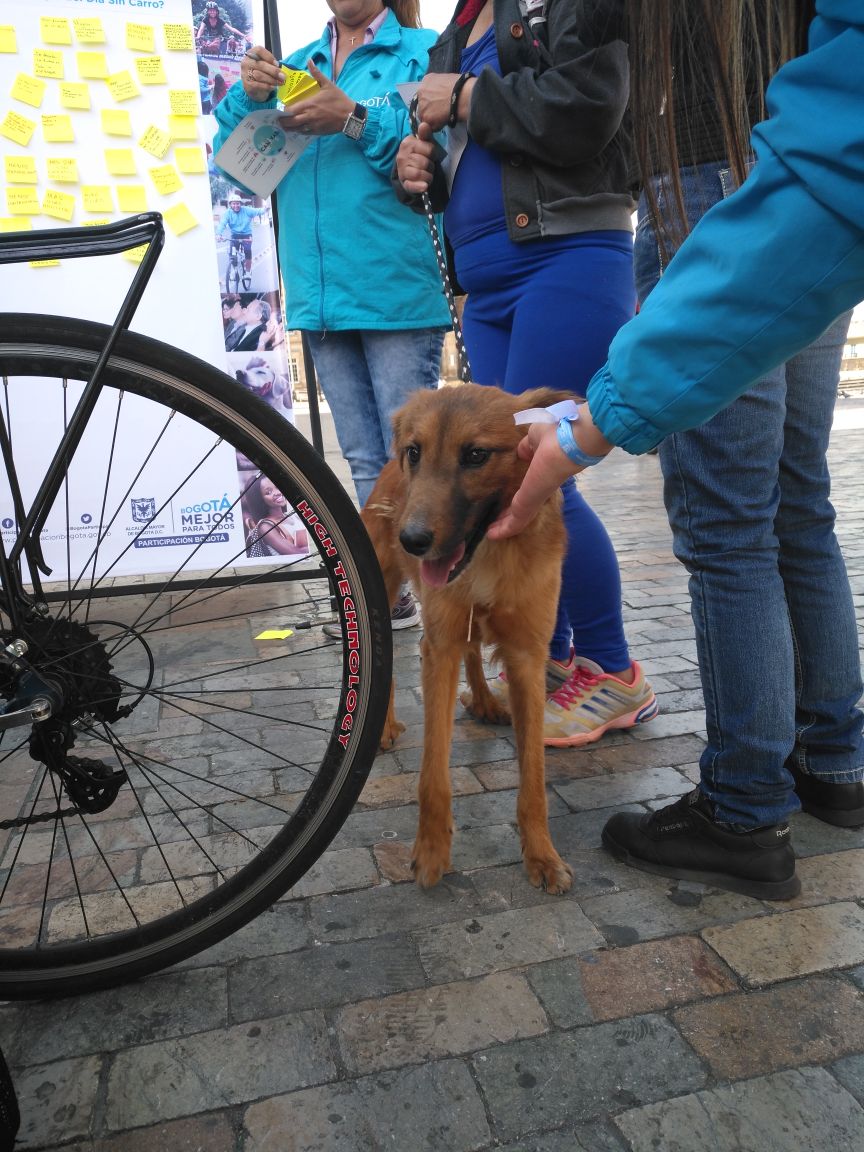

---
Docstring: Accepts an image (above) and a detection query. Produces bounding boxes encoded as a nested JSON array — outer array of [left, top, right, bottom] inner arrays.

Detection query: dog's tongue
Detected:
[[420, 542, 466, 588]]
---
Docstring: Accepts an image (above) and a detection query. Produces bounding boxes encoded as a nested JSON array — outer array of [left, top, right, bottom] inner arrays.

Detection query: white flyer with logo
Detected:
[[214, 110, 311, 197]]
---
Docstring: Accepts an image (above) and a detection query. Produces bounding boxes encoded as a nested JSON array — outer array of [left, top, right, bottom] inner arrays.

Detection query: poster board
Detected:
[[0, 0, 306, 577]]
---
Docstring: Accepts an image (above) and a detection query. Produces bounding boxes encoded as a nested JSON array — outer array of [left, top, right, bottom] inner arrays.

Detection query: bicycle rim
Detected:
[[0, 314, 391, 998]]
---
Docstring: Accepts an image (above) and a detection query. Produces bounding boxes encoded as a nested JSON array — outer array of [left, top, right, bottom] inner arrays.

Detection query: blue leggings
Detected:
[[455, 229, 634, 670]]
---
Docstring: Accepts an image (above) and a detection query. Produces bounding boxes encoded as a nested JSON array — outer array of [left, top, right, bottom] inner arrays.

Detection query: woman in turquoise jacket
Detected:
[[214, 0, 450, 630], [490, 0, 864, 900]]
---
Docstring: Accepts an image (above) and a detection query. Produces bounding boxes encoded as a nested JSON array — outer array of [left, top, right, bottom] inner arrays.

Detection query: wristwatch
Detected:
[[342, 102, 368, 140]]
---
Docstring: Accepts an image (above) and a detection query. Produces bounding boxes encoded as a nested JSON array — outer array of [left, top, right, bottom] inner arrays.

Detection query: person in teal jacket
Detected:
[[214, 1, 450, 630], [489, 0, 864, 900]]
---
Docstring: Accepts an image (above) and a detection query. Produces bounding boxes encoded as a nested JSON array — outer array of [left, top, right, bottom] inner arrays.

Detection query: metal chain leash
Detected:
[[409, 96, 472, 384]]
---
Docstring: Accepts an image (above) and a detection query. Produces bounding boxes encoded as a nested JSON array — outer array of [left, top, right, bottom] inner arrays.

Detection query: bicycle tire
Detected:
[[225, 257, 241, 296], [0, 314, 391, 999]]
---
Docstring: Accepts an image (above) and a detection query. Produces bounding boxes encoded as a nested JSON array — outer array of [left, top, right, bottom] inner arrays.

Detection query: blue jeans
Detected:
[[636, 161, 863, 827], [457, 229, 635, 670], [307, 328, 446, 508]]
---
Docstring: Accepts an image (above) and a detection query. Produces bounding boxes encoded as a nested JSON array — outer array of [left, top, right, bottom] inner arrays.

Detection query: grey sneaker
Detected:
[[323, 590, 420, 638], [390, 590, 420, 630]]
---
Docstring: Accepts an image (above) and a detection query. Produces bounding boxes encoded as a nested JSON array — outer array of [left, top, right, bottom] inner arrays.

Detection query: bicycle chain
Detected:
[[0, 806, 80, 830]]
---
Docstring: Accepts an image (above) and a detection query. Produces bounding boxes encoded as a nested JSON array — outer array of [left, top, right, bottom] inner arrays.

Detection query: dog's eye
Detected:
[[405, 444, 420, 466], [461, 446, 491, 468]]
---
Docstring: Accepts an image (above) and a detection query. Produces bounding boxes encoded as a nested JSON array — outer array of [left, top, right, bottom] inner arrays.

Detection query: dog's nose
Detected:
[[399, 527, 434, 556]]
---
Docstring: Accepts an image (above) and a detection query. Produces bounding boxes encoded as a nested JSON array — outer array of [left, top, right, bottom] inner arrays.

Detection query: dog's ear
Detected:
[[513, 387, 584, 412]]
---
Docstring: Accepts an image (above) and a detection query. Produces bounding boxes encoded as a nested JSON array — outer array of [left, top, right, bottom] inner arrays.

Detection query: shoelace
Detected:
[[549, 664, 602, 707]]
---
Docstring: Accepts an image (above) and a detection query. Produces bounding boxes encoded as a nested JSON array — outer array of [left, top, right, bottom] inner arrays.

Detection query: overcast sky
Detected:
[[276, 2, 456, 50]]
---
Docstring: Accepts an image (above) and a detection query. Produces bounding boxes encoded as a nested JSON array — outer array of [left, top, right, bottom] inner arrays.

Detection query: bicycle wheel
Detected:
[[0, 314, 391, 999], [225, 254, 241, 295]]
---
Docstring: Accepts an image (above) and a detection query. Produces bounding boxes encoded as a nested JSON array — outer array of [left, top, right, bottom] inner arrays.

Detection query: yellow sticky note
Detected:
[[47, 157, 79, 183], [6, 188, 40, 216], [60, 83, 91, 111], [11, 74, 47, 109], [123, 244, 147, 265], [105, 148, 136, 176], [139, 124, 171, 159], [163, 202, 198, 236], [126, 23, 155, 53], [5, 156, 38, 184], [106, 71, 140, 103], [0, 217, 31, 232], [40, 17, 72, 46], [0, 25, 17, 54], [1, 110, 37, 147], [30, 259, 60, 268], [73, 18, 106, 45], [101, 109, 132, 137], [168, 115, 198, 141], [42, 188, 75, 222], [117, 185, 147, 213], [33, 50, 64, 80], [149, 164, 182, 196], [135, 56, 166, 85], [163, 23, 194, 52], [168, 89, 199, 118], [174, 147, 205, 175], [82, 185, 114, 213], [277, 70, 319, 107], [42, 114, 75, 143], [77, 52, 108, 80], [83, 217, 111, 227]]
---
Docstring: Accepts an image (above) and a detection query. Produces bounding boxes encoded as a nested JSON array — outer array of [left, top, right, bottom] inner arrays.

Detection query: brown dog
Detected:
[[362, 383, 574, 895]]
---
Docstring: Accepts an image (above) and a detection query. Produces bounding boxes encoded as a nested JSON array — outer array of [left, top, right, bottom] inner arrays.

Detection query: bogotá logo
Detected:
[[130, 497, 157, 524]]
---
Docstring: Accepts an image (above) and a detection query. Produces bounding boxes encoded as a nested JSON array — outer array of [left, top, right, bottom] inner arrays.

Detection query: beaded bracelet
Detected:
[[556, 416, 606, 468], [448, 71, 475, 128]]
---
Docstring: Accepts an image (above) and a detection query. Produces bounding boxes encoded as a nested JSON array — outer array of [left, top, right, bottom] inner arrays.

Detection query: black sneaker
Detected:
[[789, 763, 864, 828], [601, 788, 801, 901]]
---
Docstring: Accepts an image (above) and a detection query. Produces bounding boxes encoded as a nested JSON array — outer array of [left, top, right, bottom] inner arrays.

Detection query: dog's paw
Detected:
[[459, 689, 511, 726], [379, 717, 406, 750], [411, 829, 453, 888], [524, 850, 573, 896]]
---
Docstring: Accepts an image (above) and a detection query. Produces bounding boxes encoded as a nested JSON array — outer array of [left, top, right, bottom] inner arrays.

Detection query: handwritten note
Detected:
[[33, 50, 65, 80], [73, 18, 106, 44], [59, 83, 91, 111], [106, 71, 140, 103], [138, 124, 171, 159], [42, 114, 75, 143], [149, 164, 182, 196], [1, 110, 37, 147], [5, 156, 38, 184], [40, 17, 72, 46], [0, 217, 31, 233], [47, 157, 79, 183], [135, 57, 167, 86], [126, 23, 155, 53], [169, 90, 199, 118], [11, 75, 46, 109], [6, 188, 40, 215], [164, 23, 194, 52], [0, 26, 17, 54], [82, 185, 114, 213], [42, 188, 76, 222]]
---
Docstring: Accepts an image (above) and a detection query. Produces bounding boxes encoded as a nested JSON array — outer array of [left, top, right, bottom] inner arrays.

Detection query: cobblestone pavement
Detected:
[[2, 405, 863, 1152]]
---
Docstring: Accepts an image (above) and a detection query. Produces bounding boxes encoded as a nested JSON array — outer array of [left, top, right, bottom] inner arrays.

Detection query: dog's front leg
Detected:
[[505, 655, 573, 895], [412, 632, 461, 888]]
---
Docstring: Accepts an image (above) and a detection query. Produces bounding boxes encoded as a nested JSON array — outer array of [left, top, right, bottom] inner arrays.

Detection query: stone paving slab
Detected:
[[614, 1066, 864, 1151], [5, 416, 863, 1151]]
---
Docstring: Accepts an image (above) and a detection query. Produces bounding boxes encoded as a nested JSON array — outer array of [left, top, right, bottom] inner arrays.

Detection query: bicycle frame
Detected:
[[0, 214, 164, 604]]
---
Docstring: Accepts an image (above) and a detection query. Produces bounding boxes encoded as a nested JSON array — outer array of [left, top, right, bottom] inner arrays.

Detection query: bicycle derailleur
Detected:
[[1, 615, 132, 815]]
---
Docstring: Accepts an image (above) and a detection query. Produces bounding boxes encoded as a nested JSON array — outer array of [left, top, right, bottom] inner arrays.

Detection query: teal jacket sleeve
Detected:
[[586, 2, 864, 454]]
